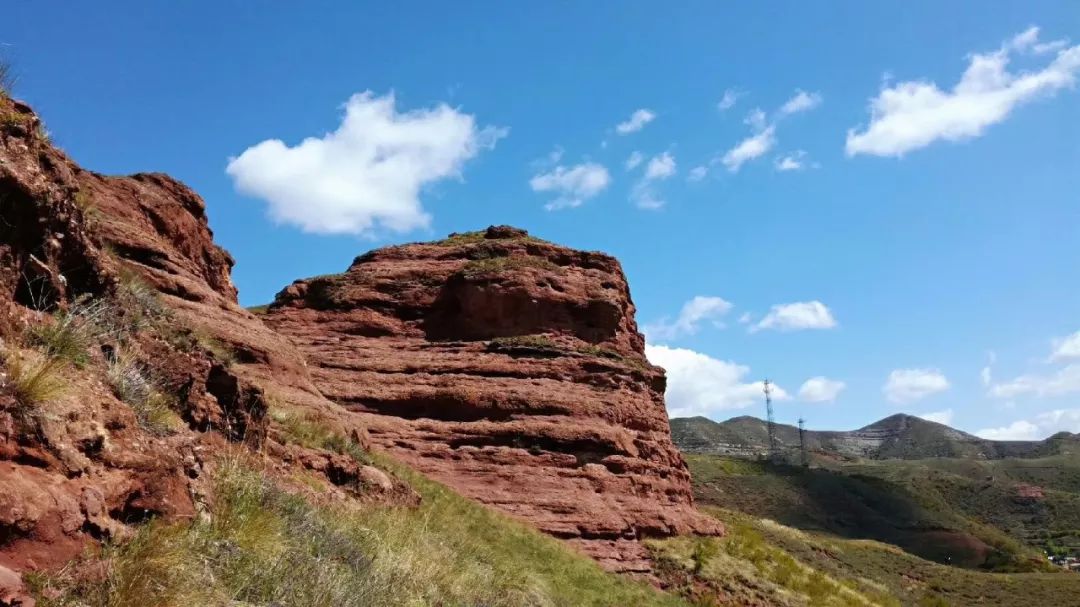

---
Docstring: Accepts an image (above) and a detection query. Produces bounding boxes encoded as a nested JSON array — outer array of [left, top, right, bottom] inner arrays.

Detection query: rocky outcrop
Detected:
[[1, 91, 715, 584], [0, 94, 401, 598], [263, 226, 722, 572]]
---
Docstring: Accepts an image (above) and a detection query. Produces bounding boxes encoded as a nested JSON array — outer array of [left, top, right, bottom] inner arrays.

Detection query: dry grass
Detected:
[[270, 405, 369, 464], [649, 518, 896, 607], [2, 349, 67, 415], [106, 349, 183, 436], [0, 58, 15, 96], [32, 452, 685, 607], [460, 255, 561, 278]]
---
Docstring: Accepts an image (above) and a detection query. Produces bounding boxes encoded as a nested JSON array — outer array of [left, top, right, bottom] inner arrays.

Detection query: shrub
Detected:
[[270, 406, 369, 464], [0, 58, 14, 95], [489, 334, 561, 350], [435, 230, 486, 245], [460, 255, 560, 278], [27, 303, 103, 367], [2, 350, 67, 415], [106, 350, 182, 436]]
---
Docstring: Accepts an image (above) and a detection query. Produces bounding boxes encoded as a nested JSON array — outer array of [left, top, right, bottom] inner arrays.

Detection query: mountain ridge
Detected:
[[671, 413, 1080, 460]]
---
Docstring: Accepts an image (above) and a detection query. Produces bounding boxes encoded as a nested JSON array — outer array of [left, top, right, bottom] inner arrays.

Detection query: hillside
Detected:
[[649, 506, 1080, 607], [259, 225, 721, 572], [672, 414, 1080, 461], [0, 93, 700, 605]]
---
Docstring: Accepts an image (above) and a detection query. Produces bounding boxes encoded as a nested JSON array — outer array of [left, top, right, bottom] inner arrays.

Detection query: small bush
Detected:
[[460, 255, 561, 278], [27, 305, 101, 367], [0, 58, 15, 95], [106, 350, 182, 436], [270, 406, 369, 464], [489, 334, 561, 350], [3, 350, 67, 414], [435, 230, 486, 245]]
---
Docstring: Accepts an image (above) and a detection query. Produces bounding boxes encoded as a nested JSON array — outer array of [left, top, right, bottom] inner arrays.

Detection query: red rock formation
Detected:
[[0, 95, 401, 602], [1, 91, 716, 587], [264, 226, 722, 572]]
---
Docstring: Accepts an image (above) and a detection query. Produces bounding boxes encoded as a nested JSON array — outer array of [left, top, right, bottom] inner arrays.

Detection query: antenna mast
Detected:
[[798, 417, 808, 468], [764, 379, 778, 461]]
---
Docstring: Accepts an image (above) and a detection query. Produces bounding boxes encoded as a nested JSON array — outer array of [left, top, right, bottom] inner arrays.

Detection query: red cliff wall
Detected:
[[264, 226, 721, 572]]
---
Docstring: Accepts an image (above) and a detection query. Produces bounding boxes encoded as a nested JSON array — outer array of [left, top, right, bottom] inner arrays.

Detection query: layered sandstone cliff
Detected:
[[0, 96, 399, 604], [263, 226, 722, 572], [0, 91, 716, 600]]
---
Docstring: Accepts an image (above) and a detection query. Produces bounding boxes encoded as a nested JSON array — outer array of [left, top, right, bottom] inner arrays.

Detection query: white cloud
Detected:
[[798, 377, 846, 402], [752, 301, 837, 332], [530, 162, 612, 210], [744, 108, 768, 131], [738, 312, 753, 325], [687, 166, 708, 182], [646, 344, 789, 418], [976, 408, 1080, 440], [630, 152, 676, 209], [721, 126, 776, 172], [625, 151, 644, 170], [976, 419, 1039, 440], [717, 88, 742, 111], [645, 152, 677, 180], [1051, 330, 1080, 361], [883, 368, 950, 404], [644, 296, 733, 342], [615, 108, 656, 135], [226, 91, 507, 236], [779, 90, 823, 115], [1009, 26, 1069, 55], [981, 350, 996, 387], [630, 183, 665, 210], [775, 150, 810, 171], [918, 409, 954, 426], [988, 363, 1080, 399], [846, 27, 1080, 157]]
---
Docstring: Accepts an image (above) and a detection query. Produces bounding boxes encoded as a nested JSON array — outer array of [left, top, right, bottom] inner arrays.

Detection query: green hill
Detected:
[[671, 414, 1080, 461], [677, 453, 1080, 605]]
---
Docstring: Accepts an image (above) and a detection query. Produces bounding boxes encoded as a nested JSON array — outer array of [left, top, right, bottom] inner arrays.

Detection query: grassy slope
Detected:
[[686, 455, 1042, 569], [684, 454, 1080, 606], [31, 452, 685, 607], [843, 456, 1080, 558], [700, 508, 1080, 607]]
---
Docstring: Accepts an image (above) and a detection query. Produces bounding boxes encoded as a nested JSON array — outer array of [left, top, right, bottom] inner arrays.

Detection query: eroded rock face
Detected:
[[0, 95, 390, 591], [264, 226, 722, 572]]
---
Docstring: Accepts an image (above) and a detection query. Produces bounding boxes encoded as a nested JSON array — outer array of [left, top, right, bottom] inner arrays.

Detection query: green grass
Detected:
[[720, 507, 1080, 607], [27, 302, 103, 367], [106, 349, 183, 436], [485, 336, 651, 371], [648, 515, 896, 607], [435, 230, 488, 245], [460, 255, 561, 278], [2, 349, 67, 415], [32, 453, 686, 607], [488, 334, 562, 352], [685, 454, 1049, 571], [270, 405, 370, 464]]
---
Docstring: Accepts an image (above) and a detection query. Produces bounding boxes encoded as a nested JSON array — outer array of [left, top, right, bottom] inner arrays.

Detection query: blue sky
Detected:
[[5, 2, 1079, 438]]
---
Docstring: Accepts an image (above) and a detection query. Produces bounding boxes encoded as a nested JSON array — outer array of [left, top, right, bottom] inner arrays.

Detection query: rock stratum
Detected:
[[0, 95, 407, 604], [0, 90, 716, 602], [263, 226, 721, 572]]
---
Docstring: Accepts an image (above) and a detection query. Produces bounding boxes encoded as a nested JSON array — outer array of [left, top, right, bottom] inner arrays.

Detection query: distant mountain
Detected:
[[671, 413, 1080, 460]]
